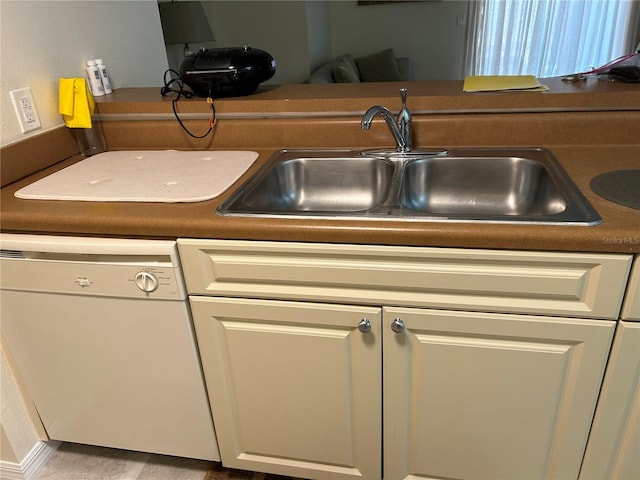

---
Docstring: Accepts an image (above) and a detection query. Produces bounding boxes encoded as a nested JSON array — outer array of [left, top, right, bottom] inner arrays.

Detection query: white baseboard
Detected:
[[0, 441, 60, 480]]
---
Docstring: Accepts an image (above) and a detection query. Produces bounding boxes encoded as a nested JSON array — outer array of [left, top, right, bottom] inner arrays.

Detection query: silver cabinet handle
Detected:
[[391, 318, 405, 333], [358, 318, 372, 333]]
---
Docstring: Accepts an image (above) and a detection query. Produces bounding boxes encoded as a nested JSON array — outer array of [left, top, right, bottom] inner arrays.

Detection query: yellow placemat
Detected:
[[463, 75, 549, 92]]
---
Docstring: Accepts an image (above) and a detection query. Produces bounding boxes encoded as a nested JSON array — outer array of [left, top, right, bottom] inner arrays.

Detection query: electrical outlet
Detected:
[[10, 87, 41, 133]]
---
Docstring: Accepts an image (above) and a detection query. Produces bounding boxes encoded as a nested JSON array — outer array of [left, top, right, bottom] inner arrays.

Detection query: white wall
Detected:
[[330, 0, 469, 81], [0, 0, 169, 147], [192, 0, 468, 83], [0, 349, 41, 465], [200, 1, 313, 84], [306, 0, 333, 72]]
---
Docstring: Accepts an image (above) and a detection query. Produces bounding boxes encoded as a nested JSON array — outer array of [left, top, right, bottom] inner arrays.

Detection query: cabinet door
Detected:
[[621, 255, 640, 320], [580, 321, 640, 480], [383, 307, 615, 480], [190, 297, 381, 480]]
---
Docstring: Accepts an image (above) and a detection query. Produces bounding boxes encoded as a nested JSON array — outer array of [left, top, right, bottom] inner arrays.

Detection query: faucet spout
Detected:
[[360, 88, 412, 153], [361, 106, 409, 152]]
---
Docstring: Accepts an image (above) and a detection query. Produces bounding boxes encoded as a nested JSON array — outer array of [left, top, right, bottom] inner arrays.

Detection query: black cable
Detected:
[[160, 69, 192, 98], [160, 69, 215, 139]]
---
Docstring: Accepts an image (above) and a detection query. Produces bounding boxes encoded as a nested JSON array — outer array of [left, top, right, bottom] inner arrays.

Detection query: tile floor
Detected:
[[32, 442, 213, 480], [31, 443, 306, 480]]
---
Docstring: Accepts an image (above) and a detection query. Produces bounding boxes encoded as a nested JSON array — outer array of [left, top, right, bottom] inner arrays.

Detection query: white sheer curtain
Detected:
[[465, 0, 640, 77]]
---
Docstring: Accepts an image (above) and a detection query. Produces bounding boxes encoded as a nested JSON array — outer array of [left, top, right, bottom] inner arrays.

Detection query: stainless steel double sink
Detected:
[[217, 148, 601, 225]]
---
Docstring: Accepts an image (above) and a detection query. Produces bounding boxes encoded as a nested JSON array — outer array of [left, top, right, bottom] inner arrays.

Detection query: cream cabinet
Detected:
[[179, 239, 633, 480], [189, 297, 382, 480], [621, 255, 640, 320], [383, 307, 614, 480], [579, 321, 640, 480], [178, 240, 630, 320], [580, 255, 640, 480]]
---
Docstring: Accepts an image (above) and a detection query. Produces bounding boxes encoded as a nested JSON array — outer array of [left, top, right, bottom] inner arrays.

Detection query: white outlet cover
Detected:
[[10, 87, 41, 133]]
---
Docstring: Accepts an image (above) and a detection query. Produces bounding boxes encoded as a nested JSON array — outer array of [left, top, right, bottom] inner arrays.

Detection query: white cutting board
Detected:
[[15, 150, 259, 203]]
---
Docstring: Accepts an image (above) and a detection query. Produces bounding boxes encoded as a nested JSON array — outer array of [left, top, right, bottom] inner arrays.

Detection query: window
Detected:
[[465, 0, 640, 77]]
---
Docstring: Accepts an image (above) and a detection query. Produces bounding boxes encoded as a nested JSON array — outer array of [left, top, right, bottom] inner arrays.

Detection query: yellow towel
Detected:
[[59, 78, 95, 128]]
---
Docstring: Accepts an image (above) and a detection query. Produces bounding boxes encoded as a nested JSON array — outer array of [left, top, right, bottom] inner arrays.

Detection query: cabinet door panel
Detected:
[[178, 239, 631, 319], [190, 297, 381, 480], [580, 321, 640, 480], [383, 307, 614, 480]]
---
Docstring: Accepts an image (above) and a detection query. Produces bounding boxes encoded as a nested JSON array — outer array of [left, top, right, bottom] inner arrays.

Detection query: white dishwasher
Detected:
[[0, 233, 220, 461]]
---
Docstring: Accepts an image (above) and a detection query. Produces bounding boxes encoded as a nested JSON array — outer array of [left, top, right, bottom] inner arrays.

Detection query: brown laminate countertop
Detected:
[[2, 144, 639, 254], [2, 80, 639, 253], [95, 78, 640, 115]]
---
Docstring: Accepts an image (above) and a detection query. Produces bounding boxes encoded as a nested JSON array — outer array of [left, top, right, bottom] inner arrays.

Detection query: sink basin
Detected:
[[400, 156, 566, 216], [231, 155, 394, 212], [218, 148, 601, 225]]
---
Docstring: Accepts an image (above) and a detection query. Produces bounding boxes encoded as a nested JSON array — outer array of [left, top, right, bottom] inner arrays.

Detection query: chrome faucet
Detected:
[[361, 87, 412, 153]]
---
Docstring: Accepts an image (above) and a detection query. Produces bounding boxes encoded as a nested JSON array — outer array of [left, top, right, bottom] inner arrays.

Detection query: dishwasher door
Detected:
[[0, 234, 219, 461]]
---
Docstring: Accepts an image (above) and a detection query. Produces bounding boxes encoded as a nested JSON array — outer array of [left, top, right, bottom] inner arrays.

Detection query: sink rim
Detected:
[[217, 147, 602, 226]]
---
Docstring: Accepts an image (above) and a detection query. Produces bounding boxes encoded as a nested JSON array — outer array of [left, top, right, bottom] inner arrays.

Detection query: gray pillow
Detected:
[[355, 48, 402, 82], [333, 57, 361, 83]]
